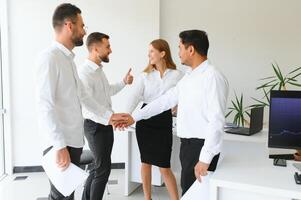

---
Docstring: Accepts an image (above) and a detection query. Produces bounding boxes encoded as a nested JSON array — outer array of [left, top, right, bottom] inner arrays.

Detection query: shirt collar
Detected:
[[85, 59, 103, 71], [53, 41, 75, 59], [187, 60, 209, 75], [153, 68, 171, 77]]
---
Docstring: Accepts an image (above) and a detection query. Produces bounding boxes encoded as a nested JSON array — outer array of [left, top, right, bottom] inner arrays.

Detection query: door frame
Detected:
[[0, 0, 13, 175]]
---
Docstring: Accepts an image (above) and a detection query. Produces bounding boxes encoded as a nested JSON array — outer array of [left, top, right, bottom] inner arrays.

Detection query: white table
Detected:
[[210, 140, 301, 200], [125, 127, 301, 198]]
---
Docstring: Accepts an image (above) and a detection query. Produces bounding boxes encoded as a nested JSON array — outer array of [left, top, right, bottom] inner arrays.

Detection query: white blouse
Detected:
[[126, 68, 183, 113]]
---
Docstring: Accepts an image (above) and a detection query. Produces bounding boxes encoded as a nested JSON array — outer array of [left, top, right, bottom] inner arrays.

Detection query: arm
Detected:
[[125, 74, 144, 114], [108, 81, 126, 96], [199, 73, 228, 163], [36, 54, 66, 150], [132, 83, 179, 122], [108, 68, 133, 96], [195, 72, 229, 181]]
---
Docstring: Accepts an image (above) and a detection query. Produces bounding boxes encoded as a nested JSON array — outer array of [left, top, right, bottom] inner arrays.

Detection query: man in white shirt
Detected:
[[36, 4, 127, 200], [118, 30, 229, 195], [78, 32, 133, 200]]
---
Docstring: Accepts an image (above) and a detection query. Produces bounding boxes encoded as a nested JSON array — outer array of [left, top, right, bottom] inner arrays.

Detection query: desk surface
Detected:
[[211, 140, 301, 198], [223, 129, 267, 143]]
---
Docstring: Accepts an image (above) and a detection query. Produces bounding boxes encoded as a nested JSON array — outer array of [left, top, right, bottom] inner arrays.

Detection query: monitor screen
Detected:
[[268, 90, 301, 149]]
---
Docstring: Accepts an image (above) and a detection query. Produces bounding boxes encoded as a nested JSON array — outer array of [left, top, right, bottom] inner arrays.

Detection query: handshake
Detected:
[[109, 113, 135, 130]]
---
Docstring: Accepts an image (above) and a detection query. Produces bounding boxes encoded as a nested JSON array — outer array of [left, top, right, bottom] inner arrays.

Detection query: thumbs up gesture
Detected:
[[123, 68, 134, 85]]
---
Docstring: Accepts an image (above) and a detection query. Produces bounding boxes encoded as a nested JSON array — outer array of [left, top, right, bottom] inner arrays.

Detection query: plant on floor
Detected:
[[225, 93, 251, 127], [251, 62, 301, 107]]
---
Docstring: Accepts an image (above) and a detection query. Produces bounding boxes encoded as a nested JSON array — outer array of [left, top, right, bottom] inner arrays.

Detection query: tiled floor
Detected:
[[0, 169, 182, 200]]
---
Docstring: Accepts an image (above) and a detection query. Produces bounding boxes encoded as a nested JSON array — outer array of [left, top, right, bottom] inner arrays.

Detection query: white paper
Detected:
[[42, 149, 89, 197], [181, 172, 213, 200]]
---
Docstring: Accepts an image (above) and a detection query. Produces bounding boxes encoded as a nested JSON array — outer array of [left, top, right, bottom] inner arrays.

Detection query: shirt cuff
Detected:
[[53, 140, 66, 151], [199, 150, 215, 164], [132, 111, 142, 122], [102, 110, 114, 125]]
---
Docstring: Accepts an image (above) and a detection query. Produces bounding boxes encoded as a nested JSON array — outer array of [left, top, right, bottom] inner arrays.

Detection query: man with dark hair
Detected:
[[36, 4, 127, 200], [78, 32, 133, 200], [120, 29, 229, 195]]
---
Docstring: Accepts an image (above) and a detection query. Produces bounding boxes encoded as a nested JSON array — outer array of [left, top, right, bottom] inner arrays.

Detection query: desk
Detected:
[[210, 140, 301, 200], [223, 128, 267, 143], [125, 127, 300, 198]]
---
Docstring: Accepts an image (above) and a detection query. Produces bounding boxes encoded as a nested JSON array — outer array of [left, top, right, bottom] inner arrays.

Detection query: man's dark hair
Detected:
[[52, 3, 81, 29], [179, 30, 209, 56], [86, 32, 110, 49]]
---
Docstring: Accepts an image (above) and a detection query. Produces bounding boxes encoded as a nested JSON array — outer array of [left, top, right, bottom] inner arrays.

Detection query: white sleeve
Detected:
[[108, 81, 126, 96], [199, 72, 229, 164], [76, 68, 113, 125], [36, 54, 66, 150], [125, 74, 145, 114], [132, 83, 179, 122]]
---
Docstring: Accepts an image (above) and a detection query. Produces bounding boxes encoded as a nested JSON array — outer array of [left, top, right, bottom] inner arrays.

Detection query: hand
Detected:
[[194, 161, 210, 182], [113, 114, 135, 131], [109, 113, 131, 130], [123, 68, 134, 85], [56, 147, 71, 171]]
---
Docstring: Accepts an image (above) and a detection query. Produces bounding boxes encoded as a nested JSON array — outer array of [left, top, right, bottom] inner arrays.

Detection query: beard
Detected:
[[71, 31, 84, 47], [100, 55, 110, 63], [74, 38, 83, 46], [72, 37, 83, 46]]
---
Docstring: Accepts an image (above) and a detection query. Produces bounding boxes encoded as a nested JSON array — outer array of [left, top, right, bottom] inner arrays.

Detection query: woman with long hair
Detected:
[[126, 39, 183, 200]]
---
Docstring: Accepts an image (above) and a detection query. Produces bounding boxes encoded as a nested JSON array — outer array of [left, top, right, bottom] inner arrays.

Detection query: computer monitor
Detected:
[[268, 90, 301, 150]]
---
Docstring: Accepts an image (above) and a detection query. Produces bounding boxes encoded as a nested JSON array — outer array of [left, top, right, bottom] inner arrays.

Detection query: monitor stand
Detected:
[[273, 158, 287, 167]]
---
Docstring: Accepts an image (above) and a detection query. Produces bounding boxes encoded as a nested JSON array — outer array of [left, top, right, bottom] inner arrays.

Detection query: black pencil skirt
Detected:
[[136, 103, 173, 168]]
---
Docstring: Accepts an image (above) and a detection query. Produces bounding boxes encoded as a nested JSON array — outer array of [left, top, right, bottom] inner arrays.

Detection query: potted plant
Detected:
[[252, 62, 301, 107], [225, 93, 251, 127]]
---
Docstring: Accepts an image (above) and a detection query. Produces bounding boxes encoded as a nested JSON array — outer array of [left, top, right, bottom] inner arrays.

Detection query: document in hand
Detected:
[[181, 172, 213, 200], [42, 149, 89, 197]]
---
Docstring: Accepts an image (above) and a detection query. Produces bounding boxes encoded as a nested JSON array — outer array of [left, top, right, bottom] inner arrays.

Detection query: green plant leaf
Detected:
[[225, 110, 233, 118], [288, 81, 301, 87], [290, 72, 301, 80], [241, 113, 245, 127], [251, 97, 269, 107], [272, 63, 285, 84], [256, 79, 277, 90], [248, 104, 266, 108], [259, 76, 276, 81], [233, 113, 239, 125], [286, 77, 297, 83], [276, 63, 285, 82], [288, 66, 301, 74], [240, 94, 243, 113], [231, 100, 239, 111], [263, 88, 270, 103]]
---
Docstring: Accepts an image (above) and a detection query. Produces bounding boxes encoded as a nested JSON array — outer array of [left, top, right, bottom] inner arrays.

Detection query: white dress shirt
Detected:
[[78, 59, 125, 125], [133, 60, 229, 164], [126, 68, 183, 113], [36, 41, 111, 150]]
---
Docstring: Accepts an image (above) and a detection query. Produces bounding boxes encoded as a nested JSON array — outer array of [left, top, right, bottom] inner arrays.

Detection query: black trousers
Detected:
[[82, 119, 114, 200], [180, 138, 220, 196], [43, 146, 83, 200]]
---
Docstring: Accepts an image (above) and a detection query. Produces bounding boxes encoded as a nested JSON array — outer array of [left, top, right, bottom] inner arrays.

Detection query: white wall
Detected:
[[160, 0, 301, 123], [6, 0, 159, 167]]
